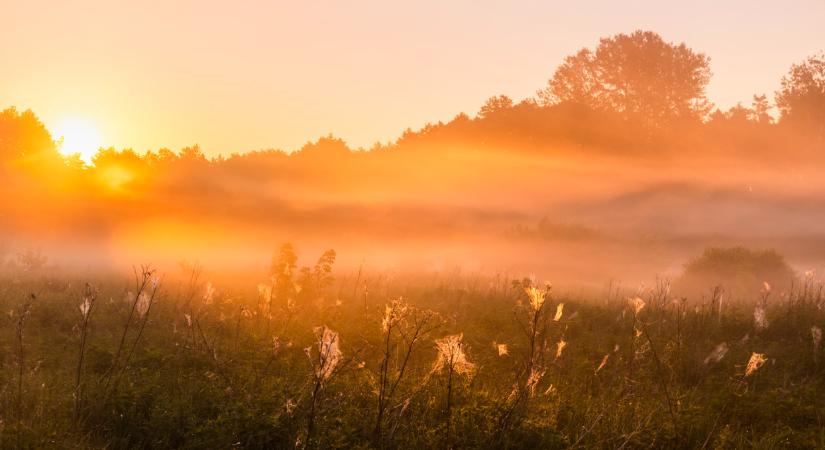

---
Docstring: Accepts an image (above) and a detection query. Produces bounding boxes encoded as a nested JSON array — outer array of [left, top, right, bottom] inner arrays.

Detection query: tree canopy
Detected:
[[0, 107, 56, 162], [477, 95, 514, 119], [776, 53, 825, 138], [537, 31, 713, 128]]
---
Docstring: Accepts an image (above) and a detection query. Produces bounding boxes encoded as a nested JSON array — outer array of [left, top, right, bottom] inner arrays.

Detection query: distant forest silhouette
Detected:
[[2, 30, 825, 276], [4, 31, 824, 167]]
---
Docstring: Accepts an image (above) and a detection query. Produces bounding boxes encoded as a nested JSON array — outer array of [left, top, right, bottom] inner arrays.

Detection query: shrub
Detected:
[[676, 247, 795, 300]]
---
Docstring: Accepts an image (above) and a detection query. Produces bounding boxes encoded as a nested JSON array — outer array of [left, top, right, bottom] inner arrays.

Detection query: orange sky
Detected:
[[1, 0, 824, 156]]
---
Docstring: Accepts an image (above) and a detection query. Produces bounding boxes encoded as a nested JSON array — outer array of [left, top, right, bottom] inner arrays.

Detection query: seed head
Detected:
[[555, 338, 567, 360], [525, 367, 545, 398], [703, 342, 729, 365], [629, 297, 646, 315], [432, 333, 475, 376], [805, 270, 815, 280], [553, 303, 564, 321], [753, 305, 769, 331], [595, 354, 609, 373], [381, 298, 409, 332], [524, 287, 546, 312], [313, 326, 342, 382], [203, 282, 215, 305], [745, 352, 767, 376], [79, 297, 92, 319], [136, 292, 151, 317]]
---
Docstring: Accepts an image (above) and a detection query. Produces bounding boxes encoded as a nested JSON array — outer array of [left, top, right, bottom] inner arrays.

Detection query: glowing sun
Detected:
[[53, 117, 103, 163]]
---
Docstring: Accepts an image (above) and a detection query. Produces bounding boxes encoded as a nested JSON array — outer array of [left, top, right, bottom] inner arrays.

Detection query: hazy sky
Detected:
[[1, 0, 823, 156]]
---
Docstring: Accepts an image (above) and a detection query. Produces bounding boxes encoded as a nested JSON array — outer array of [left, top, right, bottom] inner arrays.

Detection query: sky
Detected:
[[1, 0, 824, 156]]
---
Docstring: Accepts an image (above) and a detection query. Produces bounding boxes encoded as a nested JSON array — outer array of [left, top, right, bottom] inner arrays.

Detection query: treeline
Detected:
[[2, 31, 824, 172], [1, 29, 824, 245]]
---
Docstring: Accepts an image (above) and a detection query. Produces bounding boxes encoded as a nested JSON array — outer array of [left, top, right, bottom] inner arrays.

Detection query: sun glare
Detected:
[[52, 117, 102, 164]]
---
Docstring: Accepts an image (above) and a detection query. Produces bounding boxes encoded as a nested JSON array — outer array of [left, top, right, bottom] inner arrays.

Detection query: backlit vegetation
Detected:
[[1, 245, 824, 448]]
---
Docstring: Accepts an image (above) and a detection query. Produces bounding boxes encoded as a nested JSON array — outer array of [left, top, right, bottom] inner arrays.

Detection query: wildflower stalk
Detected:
[[102, 266, 152, 391], [121, 277, 160, 374], [374, 302, 436, 446], [101, 266, 159, 404], [305, 326, 343, 449], [235, 307, 244, 352], [638, 325, 676, 424], [430, 333, 474, 447], [74, 284, 96, 427], [15, 294, 35, 449], [445, 352, 454, 419], [182, 264, 202, 351], [497, 284, 551, 442], [627, 296, 645, 382]]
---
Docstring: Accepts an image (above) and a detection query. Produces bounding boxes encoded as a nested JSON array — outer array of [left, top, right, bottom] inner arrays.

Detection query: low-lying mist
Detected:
[[3, 119, 825, 296]]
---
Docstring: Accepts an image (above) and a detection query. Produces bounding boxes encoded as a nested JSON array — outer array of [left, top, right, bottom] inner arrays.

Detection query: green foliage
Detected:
[[1, 250, 824, 449], [679, 247, 796, 298], [776, 53, 825, 137]]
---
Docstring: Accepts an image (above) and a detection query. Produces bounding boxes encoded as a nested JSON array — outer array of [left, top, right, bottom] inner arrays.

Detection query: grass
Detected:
[[0, 257, 824, 449]]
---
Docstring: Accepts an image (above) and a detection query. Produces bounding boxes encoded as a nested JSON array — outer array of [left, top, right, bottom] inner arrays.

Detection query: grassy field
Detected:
[[0, 250, 824, 449]]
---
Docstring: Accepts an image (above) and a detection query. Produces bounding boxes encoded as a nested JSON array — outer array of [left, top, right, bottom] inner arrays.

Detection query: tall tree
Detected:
[[751, 94, 773, 124], [776, 53, 825, 137], [538, 31, 712, 128], [0, 107, 57, 162]]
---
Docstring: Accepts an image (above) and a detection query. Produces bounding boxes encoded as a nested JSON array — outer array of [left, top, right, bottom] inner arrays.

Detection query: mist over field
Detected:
[[3, 22, 825, 448], [3, 97, 825, 290]]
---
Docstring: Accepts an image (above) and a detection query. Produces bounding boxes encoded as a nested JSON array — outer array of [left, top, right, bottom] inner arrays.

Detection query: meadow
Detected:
[[2, 24, 825, 449], [0, 246, 823, 449]]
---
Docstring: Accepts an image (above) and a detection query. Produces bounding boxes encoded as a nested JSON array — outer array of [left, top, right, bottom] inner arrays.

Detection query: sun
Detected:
[[52, 117, 103, 164]]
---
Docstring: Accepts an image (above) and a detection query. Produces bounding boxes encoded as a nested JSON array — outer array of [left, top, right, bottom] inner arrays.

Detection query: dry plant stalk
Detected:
[[374, 299, 438, 445], [74, 284, 97, 426], [305, 326, 343, 448], [14, 294, 35, 449], [102, 266, 161, 398]]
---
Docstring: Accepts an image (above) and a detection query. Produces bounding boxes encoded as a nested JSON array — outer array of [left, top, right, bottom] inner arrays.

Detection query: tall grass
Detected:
[[1, 253, 824, 448]]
